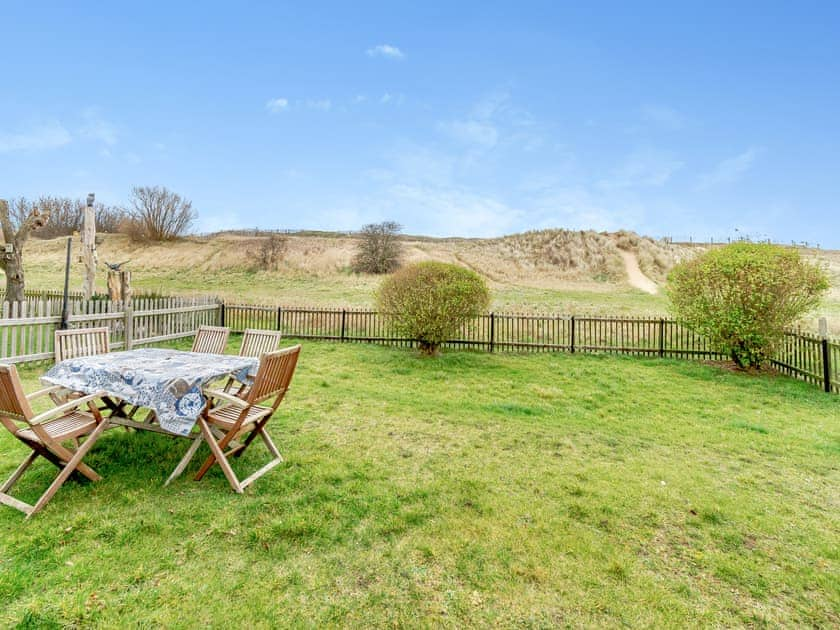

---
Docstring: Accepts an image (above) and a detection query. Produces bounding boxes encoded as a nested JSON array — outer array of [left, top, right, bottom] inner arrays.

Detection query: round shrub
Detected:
[[377, 261, 491, 355], [667, 242, 829, 368]]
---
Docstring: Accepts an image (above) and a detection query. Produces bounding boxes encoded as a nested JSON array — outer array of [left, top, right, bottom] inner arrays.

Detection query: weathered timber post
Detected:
[[489, 312, 495, 352], [570, 315, 576, 353], [658, 318, 665, 358], [819, 318, 831, 393], [340, 309, 347, 342], [81, 194, 97, 299], [124, 302, 134, 350]]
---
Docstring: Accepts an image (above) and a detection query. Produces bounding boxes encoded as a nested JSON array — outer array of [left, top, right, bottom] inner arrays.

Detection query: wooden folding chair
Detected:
[[239, 329, 283, 357], [223, 329, 283, 394], [191, 325, 230, 354], [0, 364, 109, 518], [55, 327, 110, 363], [165, 345, 301, 492]]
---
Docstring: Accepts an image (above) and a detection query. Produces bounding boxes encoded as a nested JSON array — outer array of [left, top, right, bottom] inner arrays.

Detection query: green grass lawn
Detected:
[[1, 340, 838, 627]]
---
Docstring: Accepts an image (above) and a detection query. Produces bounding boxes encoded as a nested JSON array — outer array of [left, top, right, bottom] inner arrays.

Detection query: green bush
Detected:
[[667, 242, 829, 368], [377, 261, 490, 355]]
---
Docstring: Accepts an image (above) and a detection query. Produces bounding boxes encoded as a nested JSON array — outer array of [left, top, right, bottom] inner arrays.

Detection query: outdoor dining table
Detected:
[[41, 348, 259, 437]]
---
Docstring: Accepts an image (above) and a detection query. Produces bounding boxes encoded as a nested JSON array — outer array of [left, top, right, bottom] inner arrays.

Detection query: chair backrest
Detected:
[[239, 329, 283, 358], [0, 364, 33, 434], [191, 325, 230, 354], [247, 345, 301, 409], [55, 327, 110, 363]]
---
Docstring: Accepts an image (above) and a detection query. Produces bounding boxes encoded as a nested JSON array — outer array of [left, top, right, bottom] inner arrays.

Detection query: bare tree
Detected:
[[124, 186, 196, 241], [351, 221, 404, 274], [14, 196, 127, 239], [0, 198, 51, 302]]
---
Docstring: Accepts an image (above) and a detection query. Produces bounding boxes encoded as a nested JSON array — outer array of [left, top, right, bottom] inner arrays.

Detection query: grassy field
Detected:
[[1, 339, 838, 627]]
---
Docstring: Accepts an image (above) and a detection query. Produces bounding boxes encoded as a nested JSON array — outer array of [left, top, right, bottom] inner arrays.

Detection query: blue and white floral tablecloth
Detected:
[[42, 348, 259, 436]]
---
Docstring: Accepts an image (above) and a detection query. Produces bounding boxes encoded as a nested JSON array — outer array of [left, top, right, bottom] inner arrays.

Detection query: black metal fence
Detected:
[[222, 304, 839, 395]]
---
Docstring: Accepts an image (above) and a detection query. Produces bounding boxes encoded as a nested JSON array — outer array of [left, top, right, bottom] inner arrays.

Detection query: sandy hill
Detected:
[[23, 229, 696, 291]]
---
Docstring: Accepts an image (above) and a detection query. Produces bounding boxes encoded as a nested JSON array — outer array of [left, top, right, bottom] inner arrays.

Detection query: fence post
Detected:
[[276, 306, 282, 332], [124, 302, 134, 350], [340, 309, 346, 342], [570, 316, 575, 353], [489, 312, 495, 352], [822, 338, 832, 394], [658, 318, 665, 358], [219, 302, 226, 327]]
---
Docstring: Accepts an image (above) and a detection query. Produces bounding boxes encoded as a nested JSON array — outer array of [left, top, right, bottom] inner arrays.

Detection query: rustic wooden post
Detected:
[[219, 302, 226, 327], [124, 302, 134, 350], [489, 312, 495, 352], [81, 194, 97, 299], [658, 318, 665, 358], [340, 309, 347, 342], [819, 319, 831, 393], [822, 338, 831, 393], [276, 306, 282, 331], [570, 315, 575, 353]]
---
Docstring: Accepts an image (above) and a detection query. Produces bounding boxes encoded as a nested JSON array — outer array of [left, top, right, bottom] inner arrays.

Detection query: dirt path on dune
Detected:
[[618, 250, 658, 294]]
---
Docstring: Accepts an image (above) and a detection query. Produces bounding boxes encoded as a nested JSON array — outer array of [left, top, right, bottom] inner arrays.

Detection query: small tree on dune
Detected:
[[667, 242, 829, 368], [351, 221, 403, 274], [377, 261, 490, 355]]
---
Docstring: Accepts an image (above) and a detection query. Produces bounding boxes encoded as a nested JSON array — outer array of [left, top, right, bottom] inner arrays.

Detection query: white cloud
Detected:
[[79, 110, 118, 145], [380, 93, 405, 105], [305, 99, 332, 111], [265, 97, 289, 113], [366, 44, 404, 59], [439, 119, 499, 149], [0, 121, 72, 152], [599, 148, 684, 189], [696, 147, 762, 190], [640, 105, 685, 131]]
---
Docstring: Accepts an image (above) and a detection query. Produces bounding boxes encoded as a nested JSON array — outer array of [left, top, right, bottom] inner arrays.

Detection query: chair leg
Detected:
[[165, 435, 204, 486], [0, 451, 38, 493], [193, 418, 243, 493], [27, 420, 109, 518]]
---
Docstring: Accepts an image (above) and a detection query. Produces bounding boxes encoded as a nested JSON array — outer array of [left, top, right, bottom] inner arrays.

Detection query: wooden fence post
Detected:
[[570, 316, 575, 353], [124, 302, 134, 350], [489, 312, 495, 352], [219, 302, 226, 327], [276, 306, 282, 332], [822, 338, 831, 393], [340, 309, 347, 342], [658, 318, 665, 358]]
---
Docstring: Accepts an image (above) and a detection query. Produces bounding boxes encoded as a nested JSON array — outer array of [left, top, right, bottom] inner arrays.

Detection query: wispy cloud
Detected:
[[380, 93, 405, 105], [79, 110, 118, 145], [599, 148, 684, 189], [439, 119, 499, 149], [265, 97, 289, 113], [366, 44, 404, 59], [305, 99, 332, 111], [696, 147, 762, 190], [640, 104, 685, 131], [0, 121, 72, 153]]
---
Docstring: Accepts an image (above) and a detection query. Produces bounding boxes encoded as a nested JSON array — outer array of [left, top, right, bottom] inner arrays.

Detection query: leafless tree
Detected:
[[0, 198, 51, 302], [254, 233, 289, 271], [351, 221, 403, 274], [124, 186, 196, 241], [13, 196, 127, 239]]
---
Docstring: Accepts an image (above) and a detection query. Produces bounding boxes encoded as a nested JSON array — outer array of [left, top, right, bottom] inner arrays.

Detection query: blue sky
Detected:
[[2, 1, 839, 246]]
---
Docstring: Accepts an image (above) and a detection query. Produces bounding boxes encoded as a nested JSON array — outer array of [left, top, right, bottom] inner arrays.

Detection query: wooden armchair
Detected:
[[0, 364, 109, 518], [55, 327, 110, 363], [165, 345, 301, 492], [239, 329, 283, 357], [191, 325, 230, 354]]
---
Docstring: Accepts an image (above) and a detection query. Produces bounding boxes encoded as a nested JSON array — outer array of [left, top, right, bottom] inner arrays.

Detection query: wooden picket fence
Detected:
[[1, 297, 836, 394], [222, 304, 839, 394], [0, 296, 220, 364]]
